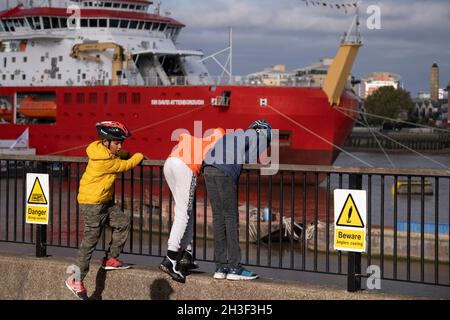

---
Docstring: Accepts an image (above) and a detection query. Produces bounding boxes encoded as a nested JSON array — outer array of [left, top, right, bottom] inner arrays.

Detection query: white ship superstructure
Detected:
[[0, 0, 212, 87]]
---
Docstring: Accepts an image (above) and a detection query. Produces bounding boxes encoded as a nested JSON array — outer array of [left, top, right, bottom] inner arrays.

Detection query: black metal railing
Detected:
[[1, 155, 449, 290]]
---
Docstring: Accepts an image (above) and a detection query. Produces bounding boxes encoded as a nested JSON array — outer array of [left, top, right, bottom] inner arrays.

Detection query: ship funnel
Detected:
[[322, 13, 363, 106]]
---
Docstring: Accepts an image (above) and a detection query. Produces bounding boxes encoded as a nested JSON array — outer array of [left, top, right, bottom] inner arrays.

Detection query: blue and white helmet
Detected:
[[248, 119, 272, 143]]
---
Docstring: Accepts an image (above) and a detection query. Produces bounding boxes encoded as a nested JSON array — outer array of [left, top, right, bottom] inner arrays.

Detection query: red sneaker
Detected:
[[101, 257, 131, 270], [65, 277, 88, 300]]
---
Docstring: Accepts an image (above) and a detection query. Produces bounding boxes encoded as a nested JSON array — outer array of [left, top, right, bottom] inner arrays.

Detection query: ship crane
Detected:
[[70, 42, 127, 86]]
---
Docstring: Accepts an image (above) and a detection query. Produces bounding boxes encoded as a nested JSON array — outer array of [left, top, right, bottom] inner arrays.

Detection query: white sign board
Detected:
[[334, 189, 367, 252], [26, 173, 50, 225]]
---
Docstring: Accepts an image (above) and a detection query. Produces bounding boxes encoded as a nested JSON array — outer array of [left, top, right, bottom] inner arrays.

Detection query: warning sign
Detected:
[[336, 194, 364, 228], [26, 174, 49, 225], [27, 177, 48, 205], [334, 189, 366, 253]]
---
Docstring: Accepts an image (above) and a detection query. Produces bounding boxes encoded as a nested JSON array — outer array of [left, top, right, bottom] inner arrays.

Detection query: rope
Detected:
[[335, 106, 450, 134], [47, 105, 208, 155], [335, 107, 450, 170], [247, 211, 304, 243], [266, 104, 374, 167]]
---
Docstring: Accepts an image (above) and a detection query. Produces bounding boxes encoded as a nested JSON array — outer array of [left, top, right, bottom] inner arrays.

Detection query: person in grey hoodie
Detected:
[[203, 119, 272, 280]]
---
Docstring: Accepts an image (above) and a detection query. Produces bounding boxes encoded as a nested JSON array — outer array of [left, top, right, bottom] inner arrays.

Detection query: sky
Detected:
[[1, 0, 449, 96]]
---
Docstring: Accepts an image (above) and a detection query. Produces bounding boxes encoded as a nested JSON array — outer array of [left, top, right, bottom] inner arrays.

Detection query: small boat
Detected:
[[19, 96, 57, 120], [391, 179, 433, 195]]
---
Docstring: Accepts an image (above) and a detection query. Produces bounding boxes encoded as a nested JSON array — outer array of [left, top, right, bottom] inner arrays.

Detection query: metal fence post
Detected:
[[36, 161, 47, 258], [347, 174, 362, 292]]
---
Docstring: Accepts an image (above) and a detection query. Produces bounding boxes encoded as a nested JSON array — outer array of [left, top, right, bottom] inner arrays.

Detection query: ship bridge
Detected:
[[0, 0, 214, 87]]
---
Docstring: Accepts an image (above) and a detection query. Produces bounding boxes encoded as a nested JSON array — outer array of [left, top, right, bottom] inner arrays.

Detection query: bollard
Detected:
[[347, 173, 362, 292]]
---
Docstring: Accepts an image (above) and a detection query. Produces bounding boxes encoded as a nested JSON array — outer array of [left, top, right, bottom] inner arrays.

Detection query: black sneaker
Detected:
[[159, 256, 185, 283], [179, 250, 199, 271]]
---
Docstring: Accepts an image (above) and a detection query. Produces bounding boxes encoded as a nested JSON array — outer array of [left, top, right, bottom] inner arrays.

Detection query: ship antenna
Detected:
[[154, 0, 162, 15], [199, 27, 234, 85], [343, 1, 362, 44]]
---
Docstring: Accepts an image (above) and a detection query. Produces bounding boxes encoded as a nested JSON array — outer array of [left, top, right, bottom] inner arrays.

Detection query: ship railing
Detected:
[[133, 76, 323, 88], [1, 154, 450, 293]]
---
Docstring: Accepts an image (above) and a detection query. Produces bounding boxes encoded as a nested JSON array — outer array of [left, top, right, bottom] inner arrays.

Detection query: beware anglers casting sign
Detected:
[[334, 189, 367, 252], [26, 174, 50, 225]]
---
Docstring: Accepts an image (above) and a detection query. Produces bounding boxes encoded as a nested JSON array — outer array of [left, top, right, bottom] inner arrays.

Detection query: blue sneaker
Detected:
[[213, 267, 229, 280], [226, 267, 259, 280]]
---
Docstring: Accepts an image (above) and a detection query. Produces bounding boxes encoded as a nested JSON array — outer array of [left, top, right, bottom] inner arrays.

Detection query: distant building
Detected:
[[246, 64, 291, 86], [361, 72, 402, 98], [417, 88, 447, 100], [430, 62, 439, 102], [417, 91, 431, 99], [247, 58, 355, 90]]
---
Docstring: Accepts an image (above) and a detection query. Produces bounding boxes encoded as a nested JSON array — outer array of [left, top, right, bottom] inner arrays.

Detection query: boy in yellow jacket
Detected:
[[66, 121, 144, 300]]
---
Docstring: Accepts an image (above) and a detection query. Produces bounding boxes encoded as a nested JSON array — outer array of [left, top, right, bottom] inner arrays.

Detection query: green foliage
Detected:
[[364, 86, 414, 126]]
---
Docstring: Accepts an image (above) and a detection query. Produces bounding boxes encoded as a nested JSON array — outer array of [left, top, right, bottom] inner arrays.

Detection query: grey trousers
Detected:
[[76, 203, 130, 281], [204, 166, 241, 269]]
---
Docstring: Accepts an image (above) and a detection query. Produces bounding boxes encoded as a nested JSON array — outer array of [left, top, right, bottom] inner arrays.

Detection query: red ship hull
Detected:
[[0, 85, 358, 165]]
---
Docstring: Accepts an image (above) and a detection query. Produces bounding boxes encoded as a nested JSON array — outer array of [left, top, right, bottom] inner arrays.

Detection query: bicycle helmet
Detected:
[[248, 119, 272, 143], [96, 121, 131, 141]]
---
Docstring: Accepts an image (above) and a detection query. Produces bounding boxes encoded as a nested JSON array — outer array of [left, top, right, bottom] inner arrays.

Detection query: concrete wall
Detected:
[[0, 252, 418, 300]]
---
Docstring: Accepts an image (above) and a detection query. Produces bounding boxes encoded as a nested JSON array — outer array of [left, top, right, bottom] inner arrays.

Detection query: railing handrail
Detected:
[[1, 154, 450, 177]]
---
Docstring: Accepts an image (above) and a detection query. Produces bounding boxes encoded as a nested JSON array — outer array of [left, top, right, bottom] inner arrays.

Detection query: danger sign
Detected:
[[334, 189, 366, 252], [26, 174, 50, 225]]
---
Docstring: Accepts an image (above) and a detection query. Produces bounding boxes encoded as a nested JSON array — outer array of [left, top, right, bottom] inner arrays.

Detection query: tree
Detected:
[[363, 86, 414, 127]]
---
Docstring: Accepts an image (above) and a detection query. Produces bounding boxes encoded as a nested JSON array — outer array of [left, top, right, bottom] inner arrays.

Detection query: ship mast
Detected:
[[322, 4, 363, 106]]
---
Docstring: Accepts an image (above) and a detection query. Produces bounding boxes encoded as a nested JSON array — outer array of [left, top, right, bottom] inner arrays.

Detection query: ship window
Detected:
[[81, 19, 88, 28], [41, 56, 45, 62], [132, 93, 140, 104], [76, 93, 85, 104], [99, 19, 107, 28], [5, 20, 15, 32], [51, 18, 60, 29], [3, 58, 6, 68], [104, 3, 112, 8], [144, 22, 152, 30], [89, 93, 98, 104], [119, 93, 127, 104], [24, 57, 27, 63], [26, 17, 35, 29], [2, 75, 5, 80], [129, 20, 138, 29], [129, 5, 136, 10], [120, 20, 129, 29], [60, 18, 67, 29], [33, 17, 41, 30], [159, 24, 166, 32], [113, 3, 120, 8], [64, 93, 72, 104], [110, 19, 119, 28], [43, 17, 51, 30], [11, 75, 14, 80], [12, 57, 16, 63], [121, 4, 128, 9], [138, 21, 145, 29], [82, 74, 86, 80], [152, 23, 159, 31], [22, 74, 26, 80], [58, 74, 61, 80], [59, 56, 63, 62], [89, 19, 98, 28]]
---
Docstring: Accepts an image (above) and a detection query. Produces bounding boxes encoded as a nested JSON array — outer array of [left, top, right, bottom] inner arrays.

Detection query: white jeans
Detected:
[[164, 157, 197, 253]]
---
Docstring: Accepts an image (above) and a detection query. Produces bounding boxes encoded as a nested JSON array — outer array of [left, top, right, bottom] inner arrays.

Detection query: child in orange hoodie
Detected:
[[159, 127, 225, 283]]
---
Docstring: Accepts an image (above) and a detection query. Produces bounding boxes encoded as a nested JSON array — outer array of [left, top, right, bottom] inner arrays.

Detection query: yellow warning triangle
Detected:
[[27, 177, 48, 205], [336, 194, 364, 228]]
